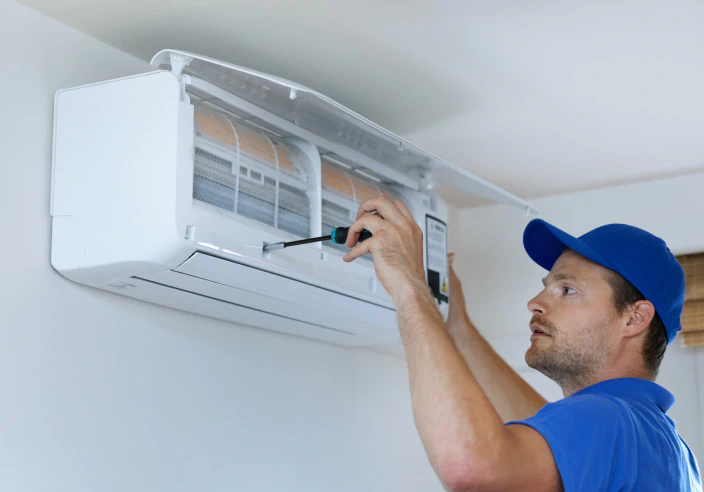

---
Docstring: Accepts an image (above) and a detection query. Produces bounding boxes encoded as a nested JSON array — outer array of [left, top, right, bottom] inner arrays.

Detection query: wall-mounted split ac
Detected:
[[50, 50, 536, 347]]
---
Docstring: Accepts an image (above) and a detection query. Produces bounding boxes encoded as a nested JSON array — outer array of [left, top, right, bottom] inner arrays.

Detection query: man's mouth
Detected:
[[530, 325, 551, 337]]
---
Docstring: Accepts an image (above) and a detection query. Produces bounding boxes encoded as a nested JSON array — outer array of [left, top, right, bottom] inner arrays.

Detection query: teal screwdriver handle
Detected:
[[331, 227, 373, 246]]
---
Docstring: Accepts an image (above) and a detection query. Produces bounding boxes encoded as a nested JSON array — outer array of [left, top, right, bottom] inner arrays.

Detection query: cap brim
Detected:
[[523, 219, 614, 272]]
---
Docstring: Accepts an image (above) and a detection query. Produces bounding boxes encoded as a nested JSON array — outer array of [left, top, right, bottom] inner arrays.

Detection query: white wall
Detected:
[[0, 3, 443, 491], [456, 172, 704, 461]]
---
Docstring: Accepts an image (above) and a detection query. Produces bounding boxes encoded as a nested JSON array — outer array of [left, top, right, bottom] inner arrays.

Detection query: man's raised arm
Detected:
[[445, 256, 547, 422]]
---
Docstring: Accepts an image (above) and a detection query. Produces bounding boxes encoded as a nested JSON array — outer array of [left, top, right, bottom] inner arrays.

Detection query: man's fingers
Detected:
[[345, 213, 385, 248], [355, 196, 406, 225], [355, 197, 382, 220], [344, 197, 420, 260], [343, 238, 372, 263], [394, 199, 415, 222]]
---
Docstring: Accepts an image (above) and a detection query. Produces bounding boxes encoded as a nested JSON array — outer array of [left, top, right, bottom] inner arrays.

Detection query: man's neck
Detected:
[[560, 366, 653, 398]]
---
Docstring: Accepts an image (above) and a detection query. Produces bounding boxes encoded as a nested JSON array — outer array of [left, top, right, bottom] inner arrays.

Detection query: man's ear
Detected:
[[623, 300, 655, 338]]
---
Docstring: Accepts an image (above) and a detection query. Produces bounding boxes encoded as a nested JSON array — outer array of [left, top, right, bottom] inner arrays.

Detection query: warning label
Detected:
[[426, 216, 449, 307]]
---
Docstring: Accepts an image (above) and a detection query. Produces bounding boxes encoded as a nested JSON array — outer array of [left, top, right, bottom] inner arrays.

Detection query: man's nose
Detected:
[[527, 290, 549, 315]]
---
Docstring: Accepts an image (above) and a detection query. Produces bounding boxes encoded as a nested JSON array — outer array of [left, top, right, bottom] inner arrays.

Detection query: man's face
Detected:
[[526, 250, 621, 389]]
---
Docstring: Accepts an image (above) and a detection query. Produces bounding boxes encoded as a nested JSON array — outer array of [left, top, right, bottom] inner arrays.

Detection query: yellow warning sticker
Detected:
[[441, 278, 448, 293]]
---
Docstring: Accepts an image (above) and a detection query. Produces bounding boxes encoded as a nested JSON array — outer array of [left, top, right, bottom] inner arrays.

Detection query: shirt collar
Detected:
[[573, 378, 675, 412]]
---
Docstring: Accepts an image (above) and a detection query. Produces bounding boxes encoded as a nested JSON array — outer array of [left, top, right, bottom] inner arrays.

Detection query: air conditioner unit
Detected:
[[50, 50, 536, 347]]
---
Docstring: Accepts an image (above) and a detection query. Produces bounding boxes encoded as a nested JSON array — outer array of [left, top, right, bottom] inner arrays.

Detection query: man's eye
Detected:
[[563, 287, 577, 295]]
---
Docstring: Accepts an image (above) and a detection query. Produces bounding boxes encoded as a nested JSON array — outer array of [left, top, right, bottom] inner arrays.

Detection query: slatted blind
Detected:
[[678, 253, 704, 347]]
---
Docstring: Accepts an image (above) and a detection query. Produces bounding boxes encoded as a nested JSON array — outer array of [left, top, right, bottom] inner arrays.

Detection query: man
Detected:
[[343, 196, 701, 491]]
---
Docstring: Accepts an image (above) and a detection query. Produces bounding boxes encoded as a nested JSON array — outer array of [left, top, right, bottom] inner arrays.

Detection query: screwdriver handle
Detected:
[[331, 227, 373, 246]]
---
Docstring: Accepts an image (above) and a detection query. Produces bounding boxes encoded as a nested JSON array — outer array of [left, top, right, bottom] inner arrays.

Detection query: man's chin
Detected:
[[525, 346, 550, 370], [525, 355, 553, 378]]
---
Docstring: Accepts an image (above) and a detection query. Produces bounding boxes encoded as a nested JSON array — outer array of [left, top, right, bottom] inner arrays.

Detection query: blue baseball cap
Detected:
[[523, 219, 685, 344]]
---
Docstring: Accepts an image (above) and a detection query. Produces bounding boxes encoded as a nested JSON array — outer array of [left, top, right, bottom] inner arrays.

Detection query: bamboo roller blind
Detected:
[[677, 253, 704, 347]]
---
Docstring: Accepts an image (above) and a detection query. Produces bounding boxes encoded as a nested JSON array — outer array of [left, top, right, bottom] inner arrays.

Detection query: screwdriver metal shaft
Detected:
[[264, 235, 332, 251], [263, 227, 372, 252]]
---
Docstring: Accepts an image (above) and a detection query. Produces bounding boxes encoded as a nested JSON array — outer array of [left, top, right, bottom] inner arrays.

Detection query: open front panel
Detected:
[[157, 52, 429, 177], [151, 49, 537, 215]]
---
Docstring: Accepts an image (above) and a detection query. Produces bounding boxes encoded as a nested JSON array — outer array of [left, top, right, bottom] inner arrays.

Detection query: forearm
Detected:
[[447, 312, 547, 422], [394, 280, 509, 483], [340, 200, 559, 491]]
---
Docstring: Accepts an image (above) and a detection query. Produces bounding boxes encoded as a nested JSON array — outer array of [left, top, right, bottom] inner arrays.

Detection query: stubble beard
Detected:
[[525, 314, 612, 396]]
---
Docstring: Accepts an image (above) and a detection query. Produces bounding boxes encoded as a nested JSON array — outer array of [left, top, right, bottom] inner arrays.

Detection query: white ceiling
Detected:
[[22, 0, 704, 204]]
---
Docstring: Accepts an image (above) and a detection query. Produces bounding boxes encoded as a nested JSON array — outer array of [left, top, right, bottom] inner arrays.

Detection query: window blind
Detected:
[[677, 254, 704, 347]]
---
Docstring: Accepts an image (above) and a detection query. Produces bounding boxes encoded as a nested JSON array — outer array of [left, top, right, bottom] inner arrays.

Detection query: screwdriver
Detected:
[[263, 227, 373, 252]]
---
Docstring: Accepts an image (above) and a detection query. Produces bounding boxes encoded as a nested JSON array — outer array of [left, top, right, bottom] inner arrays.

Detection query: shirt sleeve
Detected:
[[506, 395, 636, 491]]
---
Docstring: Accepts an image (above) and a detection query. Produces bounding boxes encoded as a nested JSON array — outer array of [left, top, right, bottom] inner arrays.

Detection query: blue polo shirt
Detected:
[[507, 378, 701, 491]]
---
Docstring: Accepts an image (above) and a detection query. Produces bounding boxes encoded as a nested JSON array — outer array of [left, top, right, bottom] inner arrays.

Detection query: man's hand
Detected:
[[342, 196, 427, 301], [447, 253, 470, 325]]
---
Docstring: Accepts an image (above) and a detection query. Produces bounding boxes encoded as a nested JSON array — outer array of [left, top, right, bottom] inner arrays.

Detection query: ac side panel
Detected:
[[51, 71, 194, 282]]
